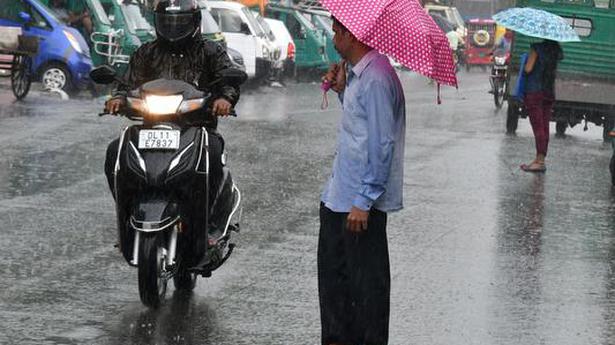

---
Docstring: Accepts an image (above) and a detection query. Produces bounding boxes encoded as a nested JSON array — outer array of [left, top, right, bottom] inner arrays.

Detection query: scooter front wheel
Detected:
[[138, 233, 168, 308], [494, 78, 506, 109]]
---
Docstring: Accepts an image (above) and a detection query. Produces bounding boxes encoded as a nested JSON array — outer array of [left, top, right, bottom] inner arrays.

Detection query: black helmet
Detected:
[[154, 0, 201, 43]]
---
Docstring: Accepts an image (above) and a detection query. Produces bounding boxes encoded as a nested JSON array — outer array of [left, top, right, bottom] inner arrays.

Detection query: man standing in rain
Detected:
[[318, 16, 406, 345]]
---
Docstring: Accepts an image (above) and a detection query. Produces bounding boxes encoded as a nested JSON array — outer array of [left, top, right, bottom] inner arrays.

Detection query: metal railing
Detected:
[[91, 29, 131, 66]]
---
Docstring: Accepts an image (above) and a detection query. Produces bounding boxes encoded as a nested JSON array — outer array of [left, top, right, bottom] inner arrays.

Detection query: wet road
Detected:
[[0, 71, 614, 345]]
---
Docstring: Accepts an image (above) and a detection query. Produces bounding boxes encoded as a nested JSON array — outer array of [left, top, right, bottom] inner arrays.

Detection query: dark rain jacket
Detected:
[[114, 35, 240, 128]]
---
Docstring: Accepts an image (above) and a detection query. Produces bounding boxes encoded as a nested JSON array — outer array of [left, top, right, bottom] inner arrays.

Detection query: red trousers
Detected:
[[524, 92, 555, 157]]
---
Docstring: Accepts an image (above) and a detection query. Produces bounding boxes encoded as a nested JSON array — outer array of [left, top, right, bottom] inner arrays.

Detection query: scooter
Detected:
[[90, 65, 246, 307], [490, 52, 509, 109]]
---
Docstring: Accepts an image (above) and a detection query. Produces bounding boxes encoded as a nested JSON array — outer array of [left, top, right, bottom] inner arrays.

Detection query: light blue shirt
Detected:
[[321, 50, 406, 213]]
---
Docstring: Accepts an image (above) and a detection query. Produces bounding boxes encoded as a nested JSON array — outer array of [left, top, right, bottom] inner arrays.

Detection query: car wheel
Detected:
[[41, 63, 73, 93]]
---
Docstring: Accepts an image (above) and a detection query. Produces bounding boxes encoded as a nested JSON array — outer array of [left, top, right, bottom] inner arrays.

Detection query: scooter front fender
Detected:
[[129, 197, 180, 233]]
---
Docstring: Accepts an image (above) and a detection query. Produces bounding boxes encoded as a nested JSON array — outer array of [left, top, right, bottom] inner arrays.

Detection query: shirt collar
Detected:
[[350, 49, 379, 78]]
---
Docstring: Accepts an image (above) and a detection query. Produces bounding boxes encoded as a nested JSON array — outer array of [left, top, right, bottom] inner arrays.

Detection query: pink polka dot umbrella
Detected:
[[320, 0, 458, 87]]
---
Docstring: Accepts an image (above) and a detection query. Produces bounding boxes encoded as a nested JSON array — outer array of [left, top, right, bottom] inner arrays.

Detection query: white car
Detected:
[[424, 4, 467, 42], [256, 14, 295, 78], [208, 1, 275, 79]]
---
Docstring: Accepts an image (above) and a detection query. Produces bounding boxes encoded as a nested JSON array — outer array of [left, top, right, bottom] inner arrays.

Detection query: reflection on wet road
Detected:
[[0, 71, 614, 345]]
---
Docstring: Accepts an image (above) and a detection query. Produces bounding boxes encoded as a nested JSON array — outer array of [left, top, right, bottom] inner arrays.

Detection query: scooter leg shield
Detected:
[[209, 168, 235, 234]]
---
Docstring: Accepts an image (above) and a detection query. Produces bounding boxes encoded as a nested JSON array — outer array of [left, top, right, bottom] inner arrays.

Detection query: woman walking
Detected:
[[520, 39, 563, 172]]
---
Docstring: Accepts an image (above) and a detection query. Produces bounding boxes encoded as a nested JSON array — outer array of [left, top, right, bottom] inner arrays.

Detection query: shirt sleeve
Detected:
[[202, 41, 241, 106], [353, 78, 396, 211], [113, 46, 147, 97]]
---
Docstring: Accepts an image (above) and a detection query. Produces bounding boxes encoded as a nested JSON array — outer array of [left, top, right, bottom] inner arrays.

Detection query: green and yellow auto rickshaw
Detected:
[[264, 3, 328, 73]]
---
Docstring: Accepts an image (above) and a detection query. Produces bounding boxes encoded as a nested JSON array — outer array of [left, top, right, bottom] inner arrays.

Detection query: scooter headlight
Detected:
[[145, 95, 184, 115], [495, 56, 506, 65]]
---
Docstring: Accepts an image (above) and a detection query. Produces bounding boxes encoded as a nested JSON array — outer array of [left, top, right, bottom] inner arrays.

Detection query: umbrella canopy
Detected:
[[492, 7, 581, 42], [320, 0, 457, 87]]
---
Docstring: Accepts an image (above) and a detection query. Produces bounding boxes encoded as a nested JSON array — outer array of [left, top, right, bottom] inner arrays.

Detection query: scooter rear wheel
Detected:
[[138, 233, 168, 308], [173, 259, 197, 291]]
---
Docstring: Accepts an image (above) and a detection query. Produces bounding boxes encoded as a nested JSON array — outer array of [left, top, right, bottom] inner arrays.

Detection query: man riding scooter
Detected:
[[104, 0, 246, 267]]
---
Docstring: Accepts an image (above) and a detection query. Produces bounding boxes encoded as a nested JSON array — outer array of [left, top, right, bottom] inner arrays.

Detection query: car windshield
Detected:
[[313, 14, 333, 35], [90, 0, 112, 26], [241, 7, 264, 37], [450, 8, 465, 29], [121, 3, 152, 31], [200, 9, 220, 34], [29, 0, 61, 23], [295, 10, 316, 30], [255, 13, 275, 41]]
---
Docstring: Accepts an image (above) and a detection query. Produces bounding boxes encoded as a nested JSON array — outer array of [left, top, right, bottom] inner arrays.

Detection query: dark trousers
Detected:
[[318, 203, 390, 345], [525, 91, 555, 157]]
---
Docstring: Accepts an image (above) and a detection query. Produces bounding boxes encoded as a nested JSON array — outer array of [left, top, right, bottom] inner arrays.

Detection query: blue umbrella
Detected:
[[492, 7, 581, 42]]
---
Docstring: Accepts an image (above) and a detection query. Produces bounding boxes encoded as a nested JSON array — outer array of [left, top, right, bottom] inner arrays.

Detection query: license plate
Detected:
[[138, 130, 180, 150]]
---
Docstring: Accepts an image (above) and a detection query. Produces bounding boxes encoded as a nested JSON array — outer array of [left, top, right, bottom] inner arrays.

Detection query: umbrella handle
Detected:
[[321, 90, 329, 110], [321, 79, 332, 110]]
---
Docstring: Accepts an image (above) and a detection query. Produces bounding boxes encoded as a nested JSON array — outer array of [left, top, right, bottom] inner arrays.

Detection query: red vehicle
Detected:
[[464, 18, 496, 70]]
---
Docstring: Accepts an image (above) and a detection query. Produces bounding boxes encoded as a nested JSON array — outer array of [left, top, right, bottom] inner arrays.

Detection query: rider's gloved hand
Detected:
[[105, 96, 126, 115], [212, 98, 232, 117]]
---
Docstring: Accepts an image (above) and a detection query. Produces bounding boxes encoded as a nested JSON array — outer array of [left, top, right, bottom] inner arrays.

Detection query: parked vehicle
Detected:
[[424, 3, 466, 41], [255, 14, 294, 80], [88, 0, 152, 75], [227, 46, 246, 71], [430, 13, 463, 71], [90, 65, 246, 307], [0, 0, 92, 92], [208, 1, 274, 79], [303, 10, 341, 64], [490, 50, 509, 109], [100, 0, 154, 44], [265, 3, 328, 74], [464, 18, 496, 70], [504, 0, 615, 184], [252, 12, 283, 78], [197, 1, 227, 45]]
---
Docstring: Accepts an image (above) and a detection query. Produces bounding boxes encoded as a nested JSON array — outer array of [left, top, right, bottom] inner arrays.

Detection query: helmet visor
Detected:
[[155, 12, 195, 42]]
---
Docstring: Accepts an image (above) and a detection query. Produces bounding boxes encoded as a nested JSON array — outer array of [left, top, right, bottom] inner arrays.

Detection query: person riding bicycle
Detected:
[[104, 0, 246, 203]]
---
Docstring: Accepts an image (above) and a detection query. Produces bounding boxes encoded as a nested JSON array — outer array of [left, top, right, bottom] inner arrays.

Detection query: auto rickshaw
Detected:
[[265, 3, 328, 75], [464, 18, 496, 70]]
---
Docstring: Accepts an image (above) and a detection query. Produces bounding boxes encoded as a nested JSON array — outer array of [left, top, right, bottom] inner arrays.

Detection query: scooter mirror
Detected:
[[90, 65, 118, 85]]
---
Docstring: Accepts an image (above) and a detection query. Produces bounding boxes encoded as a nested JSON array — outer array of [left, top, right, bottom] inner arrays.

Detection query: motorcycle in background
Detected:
[[490, 52, 510, 109], [91, 65, 246, 308]]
